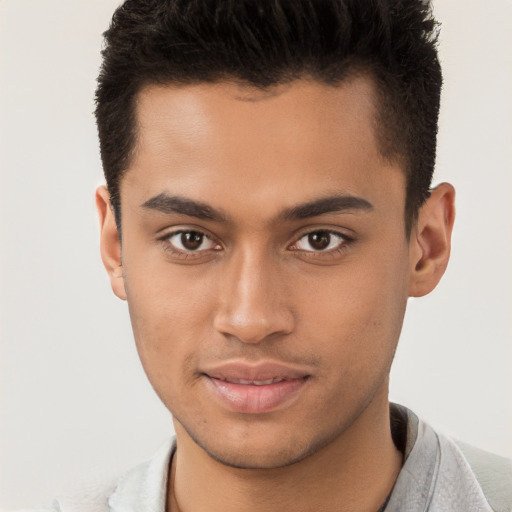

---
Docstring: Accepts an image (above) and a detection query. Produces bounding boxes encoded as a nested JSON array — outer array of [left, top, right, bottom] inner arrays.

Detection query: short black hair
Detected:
[[95, 0, 441, 233]]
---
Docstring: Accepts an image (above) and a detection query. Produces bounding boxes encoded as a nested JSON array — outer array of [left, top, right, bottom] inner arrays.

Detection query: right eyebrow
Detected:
[[279, 194, 374, 221], [140, 193, 227, 222]]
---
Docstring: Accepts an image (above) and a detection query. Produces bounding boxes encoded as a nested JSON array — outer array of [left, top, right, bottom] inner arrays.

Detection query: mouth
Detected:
[[202, 361, 311, 414], [213, 377, 293, 386]]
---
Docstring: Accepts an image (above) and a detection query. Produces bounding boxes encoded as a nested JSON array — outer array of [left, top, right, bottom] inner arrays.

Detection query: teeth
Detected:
[[223, 378, 285, 385], [253, 379, 275, 386]]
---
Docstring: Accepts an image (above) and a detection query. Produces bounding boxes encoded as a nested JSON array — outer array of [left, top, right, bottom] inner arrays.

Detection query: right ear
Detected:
[[95, 185, 126, 300]]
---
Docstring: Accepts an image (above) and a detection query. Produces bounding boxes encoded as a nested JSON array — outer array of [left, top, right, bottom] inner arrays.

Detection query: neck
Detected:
[[168, 387, 402, 512]]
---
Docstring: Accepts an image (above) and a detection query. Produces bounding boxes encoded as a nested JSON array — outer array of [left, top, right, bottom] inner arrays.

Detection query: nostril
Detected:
[[213, 309, 293, 344]]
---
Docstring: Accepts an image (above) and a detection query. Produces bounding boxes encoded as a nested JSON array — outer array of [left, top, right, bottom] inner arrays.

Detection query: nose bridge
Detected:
[[214, 243, 293, 343]]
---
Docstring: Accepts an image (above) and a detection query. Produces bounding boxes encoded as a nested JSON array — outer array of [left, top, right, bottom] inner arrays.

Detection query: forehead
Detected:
[[132, 77, 380, 165], [123, 77, 404, 220]]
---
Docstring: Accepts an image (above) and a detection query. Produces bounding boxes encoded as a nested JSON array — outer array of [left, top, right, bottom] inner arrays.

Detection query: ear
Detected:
[[96, 185, 126, 300], [408, 183, 456, 297]]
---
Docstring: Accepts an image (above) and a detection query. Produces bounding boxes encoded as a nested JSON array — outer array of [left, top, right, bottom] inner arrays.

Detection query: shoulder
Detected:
[[388, 404, 512, 512], [452, 438, 512, 512], [428, 425, 512, 512], [8, 478, 118, 512], [9, 438, 175, 512]]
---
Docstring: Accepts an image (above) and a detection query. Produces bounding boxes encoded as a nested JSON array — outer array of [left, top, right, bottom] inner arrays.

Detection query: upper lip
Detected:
[[202, 361, 310, 382]]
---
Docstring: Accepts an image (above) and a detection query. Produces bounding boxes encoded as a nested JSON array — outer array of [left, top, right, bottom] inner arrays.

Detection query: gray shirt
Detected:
[[20, 405, 512, 512]]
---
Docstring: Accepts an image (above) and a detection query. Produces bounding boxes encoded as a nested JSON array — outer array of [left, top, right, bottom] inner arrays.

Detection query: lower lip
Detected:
[[205, 376, 308, 414]]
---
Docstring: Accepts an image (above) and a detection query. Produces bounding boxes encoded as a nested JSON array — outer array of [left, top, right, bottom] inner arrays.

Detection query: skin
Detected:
[[97, 76, 455, 512]]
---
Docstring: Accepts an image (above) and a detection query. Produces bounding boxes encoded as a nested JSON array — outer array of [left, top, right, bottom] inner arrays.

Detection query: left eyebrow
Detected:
[[279, 195, 374, 221], [140, 193, 227, 221]]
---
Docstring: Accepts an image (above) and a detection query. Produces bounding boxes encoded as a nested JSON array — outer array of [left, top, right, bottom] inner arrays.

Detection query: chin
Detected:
[[176, 414, 343, 470], [203, 444, 313, 470], [200, 443, 315, 470]]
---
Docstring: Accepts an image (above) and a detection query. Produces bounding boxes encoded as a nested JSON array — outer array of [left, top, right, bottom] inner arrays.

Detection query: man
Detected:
[[24, 0, 511, 510]]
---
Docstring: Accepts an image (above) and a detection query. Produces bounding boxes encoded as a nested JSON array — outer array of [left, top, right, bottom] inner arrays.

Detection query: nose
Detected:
[[213, 249, 294, 344]]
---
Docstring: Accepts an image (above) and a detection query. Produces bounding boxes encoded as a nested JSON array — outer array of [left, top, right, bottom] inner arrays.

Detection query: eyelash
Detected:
[[159, 230, 221, 259], [158, 228, 354, 259], [289, 230, 353, 257]]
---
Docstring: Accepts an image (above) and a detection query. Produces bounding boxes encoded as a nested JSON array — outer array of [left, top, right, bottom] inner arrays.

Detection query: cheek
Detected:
[[123, 259, 215, 384], [296, 247, 409, 371]]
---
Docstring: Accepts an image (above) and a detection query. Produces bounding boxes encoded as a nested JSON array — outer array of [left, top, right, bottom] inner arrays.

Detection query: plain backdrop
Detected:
[[1, 0, 511, 508]]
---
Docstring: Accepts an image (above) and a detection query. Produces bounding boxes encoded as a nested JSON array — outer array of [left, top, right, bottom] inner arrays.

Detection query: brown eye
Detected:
[[167, 230, 218, 252], [293, 230, 347, 252], [308, 231, 331, 250], [181, 231, 203, 250]]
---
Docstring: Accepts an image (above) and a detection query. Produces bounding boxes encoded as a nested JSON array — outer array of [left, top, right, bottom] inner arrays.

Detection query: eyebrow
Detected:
[[140, 192, 373, 222], [141, 193, 227, 221], [279, 195, 373, 221]]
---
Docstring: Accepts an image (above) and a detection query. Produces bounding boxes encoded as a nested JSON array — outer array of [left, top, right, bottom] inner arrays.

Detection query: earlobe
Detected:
[[95, 185, 126, 301], [408, 183, 456, 298]]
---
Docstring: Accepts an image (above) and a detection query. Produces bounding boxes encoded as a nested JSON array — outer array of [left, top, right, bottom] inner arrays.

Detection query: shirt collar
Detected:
[[109, 438, 176, 512]]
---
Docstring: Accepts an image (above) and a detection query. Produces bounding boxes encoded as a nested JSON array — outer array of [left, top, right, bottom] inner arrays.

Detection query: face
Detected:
[[113, 78, 415, 469]]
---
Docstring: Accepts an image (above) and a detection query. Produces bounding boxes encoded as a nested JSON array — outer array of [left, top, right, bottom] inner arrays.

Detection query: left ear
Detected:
[[96, 185, 127, 301], [408, 182, 456, 297]]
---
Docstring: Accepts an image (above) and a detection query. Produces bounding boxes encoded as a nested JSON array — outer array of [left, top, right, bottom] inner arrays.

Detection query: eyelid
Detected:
[[288, 228, 354, 254], [291, 227, 352, 243], [158, 227, 222, 256], [171, 231, 217, 251], [157, 225, 217, 242]]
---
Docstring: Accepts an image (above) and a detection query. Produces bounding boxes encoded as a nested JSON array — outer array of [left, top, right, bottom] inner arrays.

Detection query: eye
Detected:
[[166, 230, 219, 252], [292, 230, 348, 252]]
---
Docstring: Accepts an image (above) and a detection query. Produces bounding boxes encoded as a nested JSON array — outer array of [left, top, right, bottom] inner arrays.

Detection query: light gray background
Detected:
[[1, 0, 511, 508]]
